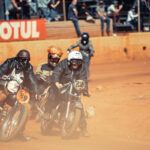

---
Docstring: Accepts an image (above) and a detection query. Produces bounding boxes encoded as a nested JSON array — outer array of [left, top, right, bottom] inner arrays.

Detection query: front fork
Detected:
[[62, 101, 71, 131], [65, 101, 71, 119]]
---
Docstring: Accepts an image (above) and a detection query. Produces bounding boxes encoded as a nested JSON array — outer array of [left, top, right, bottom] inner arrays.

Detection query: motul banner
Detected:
[[0, 19, 46, 42]]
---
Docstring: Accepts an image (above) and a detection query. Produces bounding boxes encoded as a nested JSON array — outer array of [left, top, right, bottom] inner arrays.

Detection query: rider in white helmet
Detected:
[[50, 51, 90, 137]]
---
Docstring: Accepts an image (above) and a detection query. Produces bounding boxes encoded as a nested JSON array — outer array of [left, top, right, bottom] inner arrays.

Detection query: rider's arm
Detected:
[[35, 63, 44, 81], [67, 41, 80, 53], [0, 59, 11, 77], [52, 60, 65, 88], [88, 41, 94, 57], [26, 65, 38, 94]]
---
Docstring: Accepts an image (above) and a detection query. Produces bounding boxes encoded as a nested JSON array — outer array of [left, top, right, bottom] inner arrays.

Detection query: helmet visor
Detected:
[[48, 56, 60, 63], [70, 59, 82, 65], [18, 57, 30, 69], [18, 57, 29, 63]]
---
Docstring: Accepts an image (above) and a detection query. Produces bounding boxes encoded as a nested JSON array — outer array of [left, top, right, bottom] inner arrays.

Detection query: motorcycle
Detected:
[[0, 74, 30, 142], [35, 86, 50, 122], [40, 80, 85, 138]]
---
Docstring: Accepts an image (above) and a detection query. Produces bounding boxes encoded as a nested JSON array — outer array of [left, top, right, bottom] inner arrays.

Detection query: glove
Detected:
[[67, 49, 71, 53], [83, 91, 90, 97], [90, 54, 94, 57], [55, 82, 63, 89], [36, 74, 42, 81]]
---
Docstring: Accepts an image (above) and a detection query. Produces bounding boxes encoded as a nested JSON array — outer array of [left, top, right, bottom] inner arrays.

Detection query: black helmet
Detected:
[[16, 49, 30, 60], [81, 33, 89, 45], [16, 49, 30, 70]]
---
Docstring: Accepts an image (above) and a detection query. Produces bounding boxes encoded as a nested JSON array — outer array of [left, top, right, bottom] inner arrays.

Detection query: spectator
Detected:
[[21, 0, 31, 19], [127, 7, 138, 31], [0, 0, 5, 20], [37, 0, 51, 22], [79, 3, 95, 23], [68, 0, 81, 37], [7, 0, 30, 20], [96, 0, 110, 36], [49, 0, 61, 21], [28, 0, 38, 15], [107, 0, 123, 24], [7, 0, 23, 19], [107, 0, 123, 36]]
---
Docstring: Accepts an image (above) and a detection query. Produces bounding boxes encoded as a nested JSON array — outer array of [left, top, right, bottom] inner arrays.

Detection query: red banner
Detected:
[[0, 19, 46, 42]]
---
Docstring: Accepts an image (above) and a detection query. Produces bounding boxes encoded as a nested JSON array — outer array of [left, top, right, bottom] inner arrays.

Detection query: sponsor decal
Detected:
[[0, 19, 46, 41]]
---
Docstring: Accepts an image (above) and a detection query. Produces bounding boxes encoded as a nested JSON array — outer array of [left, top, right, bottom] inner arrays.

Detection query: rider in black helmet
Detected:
[[67, 32, 94, 78], [0, 49, 38, 141], [16, 49, 30, 70]]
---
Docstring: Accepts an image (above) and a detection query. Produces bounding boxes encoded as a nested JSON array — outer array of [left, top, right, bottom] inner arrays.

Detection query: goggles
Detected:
[[18, 57, 29, 62], [70, 59, 82, 65], [49, 56, 60, 63]]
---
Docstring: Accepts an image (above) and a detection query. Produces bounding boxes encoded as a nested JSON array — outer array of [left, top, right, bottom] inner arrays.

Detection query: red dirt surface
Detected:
[[1, 59, 150, 150]]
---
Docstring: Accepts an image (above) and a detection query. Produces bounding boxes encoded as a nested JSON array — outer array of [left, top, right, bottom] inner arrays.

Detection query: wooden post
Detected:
[[0, 0, 5, 20], [63, 0, 66, 21], [138, 0, 141, 32]]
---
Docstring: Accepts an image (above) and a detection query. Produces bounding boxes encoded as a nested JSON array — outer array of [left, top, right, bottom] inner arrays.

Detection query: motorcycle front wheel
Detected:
[[40, 109, 57, 135], [61, 108, 81, 138], [0, 104, 28, 142]]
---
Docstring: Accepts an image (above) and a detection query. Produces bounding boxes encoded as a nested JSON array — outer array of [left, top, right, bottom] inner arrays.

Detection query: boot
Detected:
[[81, 128, 90, 137]]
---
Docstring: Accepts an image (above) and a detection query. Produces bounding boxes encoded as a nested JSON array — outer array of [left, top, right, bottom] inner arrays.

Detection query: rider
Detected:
[[52, 51, 90, 137], [36, 45, 63, 94], [67, 32, 94, 78], [0, 49, 38, 141]]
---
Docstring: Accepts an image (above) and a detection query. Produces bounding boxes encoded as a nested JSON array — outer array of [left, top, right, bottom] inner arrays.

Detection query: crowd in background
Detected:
[[0, 0, 150, 36], [1, 0, 62, 21]]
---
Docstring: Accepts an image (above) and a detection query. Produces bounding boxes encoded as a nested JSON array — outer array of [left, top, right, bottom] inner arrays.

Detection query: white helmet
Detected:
[[68, 51, 83, 62]]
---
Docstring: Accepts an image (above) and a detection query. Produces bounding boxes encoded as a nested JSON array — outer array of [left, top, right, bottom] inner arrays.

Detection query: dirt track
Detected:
[[1, 59, 150, 150]]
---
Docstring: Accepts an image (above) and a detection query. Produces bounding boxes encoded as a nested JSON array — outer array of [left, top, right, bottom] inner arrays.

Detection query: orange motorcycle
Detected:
[[0, 75, 30, 142]]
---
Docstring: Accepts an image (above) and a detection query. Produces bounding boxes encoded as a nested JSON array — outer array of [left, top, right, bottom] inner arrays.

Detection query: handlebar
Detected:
[[59, 80, 85, 98], [0, 75, 11, 81]]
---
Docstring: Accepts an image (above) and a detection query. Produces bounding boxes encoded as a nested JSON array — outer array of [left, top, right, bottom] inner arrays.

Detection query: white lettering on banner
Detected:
[[0, 20, 40, 40], [32, 21, 40, 38], [10, 22, 20, 39], [21, 21, 31, 39], [0, 22, 12, 40]]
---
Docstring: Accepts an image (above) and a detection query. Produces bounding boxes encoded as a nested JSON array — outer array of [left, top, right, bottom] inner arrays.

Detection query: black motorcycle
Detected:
[[0, 75, 30, 142], [40, 80, 85, 138]]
